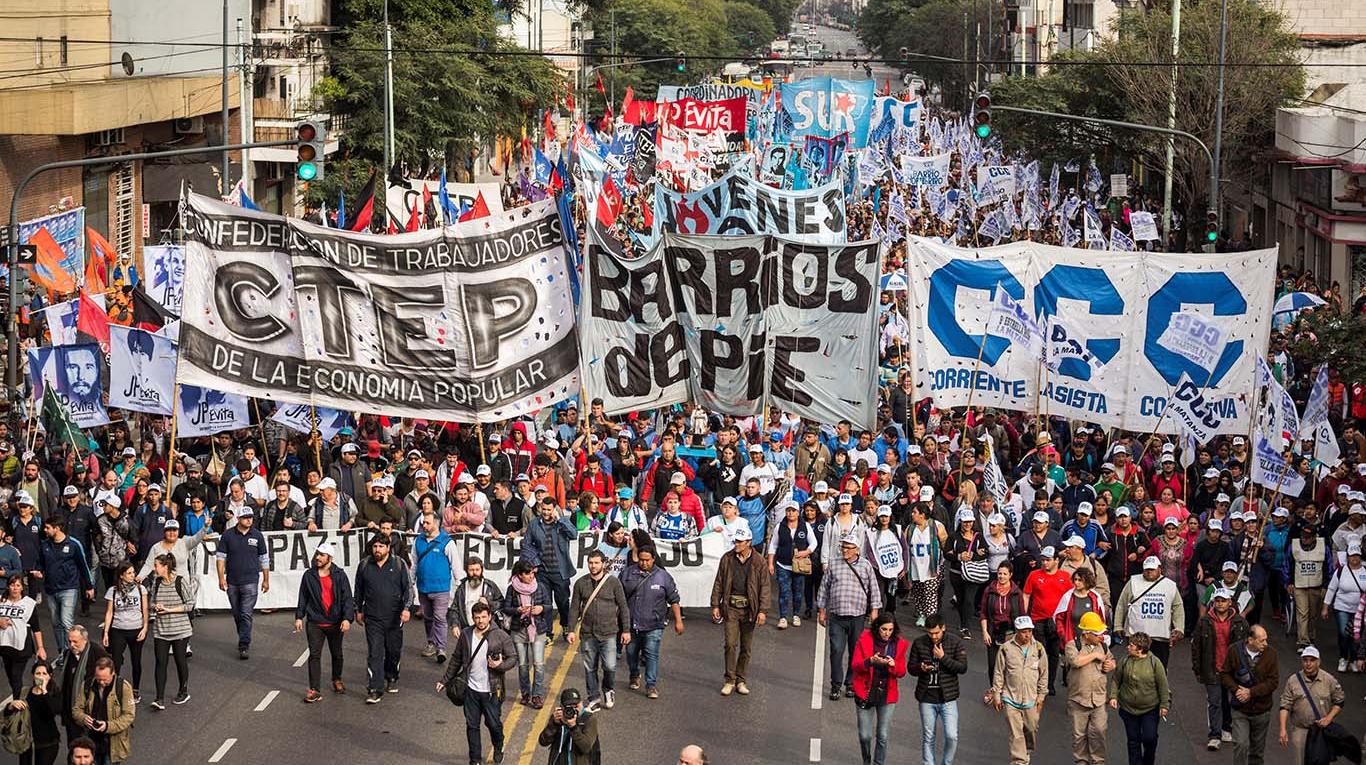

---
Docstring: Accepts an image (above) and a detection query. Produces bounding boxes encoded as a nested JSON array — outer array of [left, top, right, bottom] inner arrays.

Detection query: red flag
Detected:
[[640, 193, 654, 228], [459, 192, 491, 223], [387, 215, 398, 235], [543, 110, 556, 144], [86, 227, 115, 285], [565, 83, 576, 112], [421, 184, 434, 228], [599, 104, 614, 133], [595, 177, 623, 229], [350, 171, 377, 232], [594, 71, 606, 97], [76, 289, 110, 347], [621, 87, 635, 118], [405, 201, 420, 232]]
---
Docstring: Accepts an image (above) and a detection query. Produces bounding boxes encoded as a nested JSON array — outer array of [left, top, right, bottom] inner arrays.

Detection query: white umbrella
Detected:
[[880, 273, 908, 292], [1273, 291, 1326, 316]]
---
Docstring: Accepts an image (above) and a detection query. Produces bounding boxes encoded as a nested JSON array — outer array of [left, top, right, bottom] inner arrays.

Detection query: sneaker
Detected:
[[304, 690, 323, 703], [1221, 731, 1233, 743], [238, 649, 249, 661], [366, 691, 382, 704], [530, 695, 544, 709], [829, 685, 841, 700], [1339, 659, 1349, 672], [844, 686, 854, 698], [777, 618, 789, 630], [792, 615, 802, 627], [421, 643, 437, 658], [150, 699, 165, 711], [629, 676, 642, 690], [132, 691, 142, 705], [436, 652, 448, 664], [736, 682, 750, 695], [1207, 738, 1220, 751], [720, 682, 735, 696], [186, 642, 194, 658], [604, 690, 616, 709], [173, 691, 191, 705], [959, 628, 972, 640], [646, 686, 659, 699], [492, 748, 505, 764], [519, 693, 530, 706], [386, 680, 399, 694], [332, 680, 345, 694]]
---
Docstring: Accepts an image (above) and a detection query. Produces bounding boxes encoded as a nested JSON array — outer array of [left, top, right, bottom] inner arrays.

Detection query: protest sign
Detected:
[[177, 192, 579, 422], [40, 294, 105, 346], [271, 403, 352, 442], [1110, 174, 1128, 198], [1129, 211, 1160, 241], [1156, 310, 1227, 375], [906, 236, 1276, 434], [19, 208, 84, 280], [986, 290, 1042, 359], [580, 229, 881, 427], [27, 344, 109, 428], [977, 166, 1015, 203], [895, 153, 952, 188], [653, 167, 846, 244], [780, 76, 876, 148], [108, 326, 177, 415], [1164, 372, 1228, 443], [193, 529, 727, 610], [144, 245, 185, 314], [176, 385, 251, 437], [1251, 430, 1305, 496]]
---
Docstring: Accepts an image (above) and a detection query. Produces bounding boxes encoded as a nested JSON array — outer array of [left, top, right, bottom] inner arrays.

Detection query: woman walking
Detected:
[[503, 557, 550, 709], [148, 553, 193, 710], [948, 507, 990, 639], [0, 574, 45, 699], [865, 507, 905, 616], [5, 661, 61, 765], [767, 502, 815, 629], [1108, 632, 1169, 765], [980, 561, 1027, 687], [850, 613, 909, 765], [905, 502, 948, 628], [101, 562, 148, 703]]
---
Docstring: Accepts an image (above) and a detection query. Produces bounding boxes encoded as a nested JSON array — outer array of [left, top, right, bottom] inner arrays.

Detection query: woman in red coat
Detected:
[[851, 612, 909, 765]]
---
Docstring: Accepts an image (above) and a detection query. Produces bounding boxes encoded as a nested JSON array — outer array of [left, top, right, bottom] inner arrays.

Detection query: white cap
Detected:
[[670, 472, 686, 485], [1351, 542, 1364, 556], [748, 443, 763, 453], [1032, 511, 1050, 524], [1350, 504, 1366, 516], [839, 532, 861, 547], [877, 505, 893, 517], [1112, 445, 1129, 455], [1272, 507, 1291, 518], [877, 464, 892, 474], [1212, 587, 1234, 601], [1013, 616, 1035, 630], [1203, 468, 1220, 479], [1063, 535, 1085, 548], [1101, 462, 1116, 473], [1161, 454, 1176, 463], [987, 513, 1006, 526], [814, 481, 829, 493], [1115, 506, 1132, 517], [1301, 645, 1321, 659], [1207, 518, 1224, 531], [97, 492, 121, 509], [1161, 442, 1176, 453], [1339, 484, 1352, 495], [908, 445, 922, 455], [838, 493, 853, 505], [1216, 493, 1231, 503], [415, 469, 430, 479], [341, 443, 359, 454], [121, 447, 136, 457], [1076, 426, 1091, 435], [1142, 555, 1161, 570], [956, 507, 976, 523], [1222, 561, 1239, 572], [14, 491, 33, 506], [543, 436, 560, 450], [1076, 502, 1093, 516], [457, 472, 474, 484], [721, 496, 738, 507], [315, 542, 337, 558], [1232, 436, 1246, 445], [1352, 491, 1366, 502], [318, 478, 337, 491], [1163, 516, 1179, 527], [1040, 546, 1057, 558], [475, 465, 491, 477], [919, 486, 935, 502], [732, 525, 753, 542], [1358, 464, 1366, 475]]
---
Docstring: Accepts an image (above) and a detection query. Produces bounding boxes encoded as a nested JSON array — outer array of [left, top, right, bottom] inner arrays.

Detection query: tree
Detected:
[[724, 1, 777, 55], [858, 0, 1004, 110], [1290, 311, 1366, 387], [586, 0, 733, 102]]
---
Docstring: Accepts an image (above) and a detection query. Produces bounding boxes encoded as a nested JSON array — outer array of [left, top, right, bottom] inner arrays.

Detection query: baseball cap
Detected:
[[14, 491, 33, 506], [515, 473, 530, 483], [366, 441, 382, 458], [1063, 535, 1085, 548], [839, 532, 861, 547], [543, 436, 560, 450], [1301, 645, 1321, 659], [1040, 546, 1057, 558], [341, 443, 359, 454], [1232, 436, 1246, 445], [98, 493, 121, 509], [1222, 561, 1239, 572], [62, 486, 78, 497], [1352, 491, 1366, 502], [1101, 463, 1116, 473], [919, 486, 935, 502], [1216, 493, 1230, 503], [769, 431, 782, 442], [670, 472, 686, 485], [748, 444, 763, 454], [560, 687, 582, 706], [1161, 455, 1175, 463], [147, 483, 163, 493], [936, 434, 950, 443], [1203, 468, 1220, 479], [814, 481, 829, 493], [1351, 542, 1364, 557], [235, 507, 255, 518], [877, 464, 891, 474], [956, 507, 976, 523], [838, 493, 853, 505], [1351, 504, 1366, 516], [1212, 587, 1233, 601], [315, 542, 337, 558], [877, 505, 892, 518], [1013, 616, 1035, 630], [1163, 516, 1179, 527], [415, 469, 430, 479], [732, 525, 753, 542], [121, 447, 136, 457], [406, 448, 423, 459], [1112, 445, 1129, 455], [1142, 555, 1161, 570], [1272, 507, 1290, 518], [475, 465, 491, 477], [1076, 426, 1091, 435], [721, 496, 738, 507], [987, 513, 1006, 526], [1032, 511, 1050, 524], [1207, 518, 1223, 531], [318, 478, 337, 491], [908, 445, 922, 455], [1076, 502, 1093, 516], [617, 487, 633, 499], [487, 432, 502, 443], [163, 519, 180, 530], [1115, 506, 1132, 517]]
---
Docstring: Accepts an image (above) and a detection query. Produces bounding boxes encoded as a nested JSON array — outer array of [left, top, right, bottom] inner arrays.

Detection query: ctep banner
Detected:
[[192, 528, 728, 610], [177, 192, 579, 423], [580, 228, 882, 428], [904, 237, 1277, 435]]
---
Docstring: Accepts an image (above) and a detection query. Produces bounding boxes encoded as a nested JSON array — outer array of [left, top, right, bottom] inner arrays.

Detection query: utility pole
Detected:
[[1161, 0, 1181, 242], [237, 18, 253, 197], [1210, 0, 1229, 242], [383, 0, 395, 210], [609, 9, 616, 108], [222, 0, 231, 193]]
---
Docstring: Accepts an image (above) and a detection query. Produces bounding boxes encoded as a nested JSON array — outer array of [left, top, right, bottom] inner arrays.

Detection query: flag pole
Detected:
[[166, 382, 180, 480], [956, 316, 992, 494], [250, 398, 272, 476], [309, 405, 323, 475], [476, 421, 488, 465]]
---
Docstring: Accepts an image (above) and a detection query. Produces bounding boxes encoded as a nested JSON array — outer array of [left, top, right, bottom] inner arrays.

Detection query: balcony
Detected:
[[251, 97, 341, 161]]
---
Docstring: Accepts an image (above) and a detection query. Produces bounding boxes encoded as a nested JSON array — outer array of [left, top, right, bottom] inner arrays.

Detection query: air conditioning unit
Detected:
[[92, 128, 125, 147], [173, 116, 205, 135]]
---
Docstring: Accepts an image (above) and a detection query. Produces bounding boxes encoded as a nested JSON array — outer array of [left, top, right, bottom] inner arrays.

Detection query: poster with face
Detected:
[[144, 245, 185, 315], [27, 343, 110, 427]]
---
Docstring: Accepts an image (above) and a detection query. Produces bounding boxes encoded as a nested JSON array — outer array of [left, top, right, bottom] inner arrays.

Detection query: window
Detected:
[[1065, 0, 1095, 30], [34, 36, 43, 68], [59, 35, 68, 65]]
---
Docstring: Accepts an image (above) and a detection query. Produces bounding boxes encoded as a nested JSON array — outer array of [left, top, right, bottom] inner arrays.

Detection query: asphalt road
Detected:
[[788, 24, 902, 92], [52, 600, 1366, 765]]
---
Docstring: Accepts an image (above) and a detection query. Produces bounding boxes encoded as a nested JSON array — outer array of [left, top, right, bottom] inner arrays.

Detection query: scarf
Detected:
[[509, 575, 540, 642]]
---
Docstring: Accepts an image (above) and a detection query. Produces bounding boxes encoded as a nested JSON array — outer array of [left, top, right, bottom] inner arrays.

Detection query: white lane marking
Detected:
[[811, 622, 827, 710], [254, 690, 279, 711], [809, 738, 821, 762], [208, 738, 237, 762], [293, 648, 309, 668]]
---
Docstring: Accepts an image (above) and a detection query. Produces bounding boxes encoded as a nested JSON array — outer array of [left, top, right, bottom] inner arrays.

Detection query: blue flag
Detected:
[[336, 188, 346, 229], [533, 149, 554, 185], [238, 187, 260, 211], [438, 168, 460, 224]]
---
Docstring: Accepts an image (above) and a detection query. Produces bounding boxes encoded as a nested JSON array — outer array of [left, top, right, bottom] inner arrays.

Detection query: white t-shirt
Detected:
[[707, 516, 752, 551], [106, 585, 146, 631], [0, 596, 37, 651], [847, 447, 879, 470], [243, 474, 271, 504], [466, 629, 491, 693], [740, 462, 780, 495]]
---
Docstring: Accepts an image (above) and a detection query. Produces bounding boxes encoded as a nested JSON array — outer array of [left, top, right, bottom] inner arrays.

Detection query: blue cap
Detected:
[[769, 431, 782, 441], [616, 486, 633, 499], [338, 426, 354, 436]]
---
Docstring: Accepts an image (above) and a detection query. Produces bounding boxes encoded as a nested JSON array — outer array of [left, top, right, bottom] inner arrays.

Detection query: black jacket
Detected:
[[907, 632, 968, 703], [539, 712, 601, 765], [354, 554, 414, 622], [441, 624, 518, 691], [447, 578, 506, 630], [295, 565, 357, 625]]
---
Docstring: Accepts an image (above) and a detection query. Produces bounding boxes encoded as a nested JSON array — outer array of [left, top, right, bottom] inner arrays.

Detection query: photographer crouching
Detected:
[[538, 687, 601, 764]]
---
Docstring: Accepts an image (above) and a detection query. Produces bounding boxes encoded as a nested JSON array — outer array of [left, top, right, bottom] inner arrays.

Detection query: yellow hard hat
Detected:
[[1078, 612, 1107, 633]]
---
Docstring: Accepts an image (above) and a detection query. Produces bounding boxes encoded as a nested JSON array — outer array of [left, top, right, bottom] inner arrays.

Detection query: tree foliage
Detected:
[[724, 1, 778, 54], [586, 0, 734, 101], [1290, 311, 1366, 387], [857, 0, 1003, 109]]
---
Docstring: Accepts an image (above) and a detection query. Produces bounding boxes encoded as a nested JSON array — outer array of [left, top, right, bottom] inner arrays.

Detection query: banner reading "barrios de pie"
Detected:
[[178, 193, 579, 422]]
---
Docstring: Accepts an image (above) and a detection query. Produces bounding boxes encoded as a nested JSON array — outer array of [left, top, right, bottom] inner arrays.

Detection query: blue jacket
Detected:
[[737, 496, 768, 543], [1060, 519, 1109, 559], [0, 544, 22, 578], [412, 532, 455, 595], [500, 578, 552, 636], [525, 515, 577, 581], [39, 536, 93, 594]]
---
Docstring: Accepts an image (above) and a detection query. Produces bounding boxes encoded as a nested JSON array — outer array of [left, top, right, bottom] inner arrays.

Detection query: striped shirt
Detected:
[[149, 575, 194, 641]]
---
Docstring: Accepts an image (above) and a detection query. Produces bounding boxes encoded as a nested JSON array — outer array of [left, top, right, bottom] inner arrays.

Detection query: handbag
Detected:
[[960, 536, 990, 583], [445, 635, 488, 707], [793, 556, 813, 576]]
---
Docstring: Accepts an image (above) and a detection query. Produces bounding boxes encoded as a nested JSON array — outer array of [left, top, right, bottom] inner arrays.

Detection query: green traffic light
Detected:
[[1207, 230, 1218, 242], [297, 162, 318, 181], [975, 124, 992, 139]]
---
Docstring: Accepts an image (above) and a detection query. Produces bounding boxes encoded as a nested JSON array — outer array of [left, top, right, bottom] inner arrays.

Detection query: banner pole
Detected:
[[1132, 362, 1218, 476], [166, 382, 180, 480], [250, 398, 272, 476], [956, 323, 991, 494], [309, 405, 322, 475], [476, 421, 488, 465]]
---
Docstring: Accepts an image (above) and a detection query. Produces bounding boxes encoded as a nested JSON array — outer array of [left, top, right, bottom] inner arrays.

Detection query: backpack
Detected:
[[0, 700, 31, 755]]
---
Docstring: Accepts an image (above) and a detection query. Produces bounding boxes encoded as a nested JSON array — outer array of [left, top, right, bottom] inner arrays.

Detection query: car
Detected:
[[845, 48, 857, 57]]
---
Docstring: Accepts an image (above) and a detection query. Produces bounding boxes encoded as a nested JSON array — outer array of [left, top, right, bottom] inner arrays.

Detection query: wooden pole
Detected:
[[476, 421, 488, 465], [166, 382, 180, 481], [309, 405, 322, 475], [956, 321, 992, 493], [250, 398, 271, 476]]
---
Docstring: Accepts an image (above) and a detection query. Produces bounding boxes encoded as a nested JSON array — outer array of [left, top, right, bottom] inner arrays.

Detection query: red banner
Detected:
[[624, 97, 746, 134]]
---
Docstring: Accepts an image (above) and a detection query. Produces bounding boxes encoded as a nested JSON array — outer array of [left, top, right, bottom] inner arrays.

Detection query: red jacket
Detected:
[[1148, 471, 1185, 504], [574, 469, 615, 501], [851, 629, 909, 705], [675, 487, 706, 530]]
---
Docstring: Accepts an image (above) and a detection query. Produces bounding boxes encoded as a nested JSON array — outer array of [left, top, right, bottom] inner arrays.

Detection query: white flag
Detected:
[[1156, 311, 1228, 375], [1045, 317, 1106, 374], [108, 326, 177, 416], [176, 386, 251, 438], [987, 290, 1043, 360], [1251, 429, 1306, 497], [1300, 364, 1331, 437]]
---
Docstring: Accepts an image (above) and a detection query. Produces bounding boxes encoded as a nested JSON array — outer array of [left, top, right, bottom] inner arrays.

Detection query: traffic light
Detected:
[[675, 52, 686, 73], [1206, 210, 1219, 243], [295, 120, 326, 181], [973, 91, 993, 140], [898, 46, 910, 64]]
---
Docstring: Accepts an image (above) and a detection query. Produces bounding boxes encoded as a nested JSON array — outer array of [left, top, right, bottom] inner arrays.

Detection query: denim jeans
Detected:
[[626, 628, 663, 687], [225, 582, 259, 650], [463, 688, 504, 762], [1334, 609, 1356, 664], [919, 700, 959, 765], [581, 636, 618, 699], [46, 589, 78, 655], [828, 614, 861, 687], [1205, 683, 1231, 739], [538, 572, 571, 634], [1119, 707, 1160, 765], [857, 702, 897, 765], [419, 591, 450, 652], [514, 635, 546, 697], [775, 566, 805, 619]]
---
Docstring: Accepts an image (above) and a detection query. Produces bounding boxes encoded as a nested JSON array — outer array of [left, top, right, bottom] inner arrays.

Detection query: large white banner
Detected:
[[108, 325, 177, 415], [580, 229, 881, 427], [193, 529, 727, 610], [177, 193, 579, 422], [906, 237, 1276, 434], [653, 167, 847, 244], [176, 385, 252, 437]]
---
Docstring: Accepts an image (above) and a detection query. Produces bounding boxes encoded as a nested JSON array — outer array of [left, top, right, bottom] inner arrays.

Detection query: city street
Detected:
[[109, 605, 1364, 764]]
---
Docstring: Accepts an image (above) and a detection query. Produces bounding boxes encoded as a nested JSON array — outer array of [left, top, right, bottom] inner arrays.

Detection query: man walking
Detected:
[[566, 550, 630, 709], [992, 616, 1048, 765], [1064, 612, 1113, 765], [439, 601, 517, 765], [354, 534, 413, 704], [294, 542, 355, 702], [1278, 645, 1344, 765], [709, 524, 770, 696], [1222, 624, 1278, 765], [39, 516, 94, 657], [1193, 587, 1248, 750], [818, 532, 882, 700], [214, 507, 270, 660], [413, 511, 458, 663], [620, 542, 684, 700], [1114, 555, 1185, 666], [908, 615, 968, 765], [524, 498, 577, 642]]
